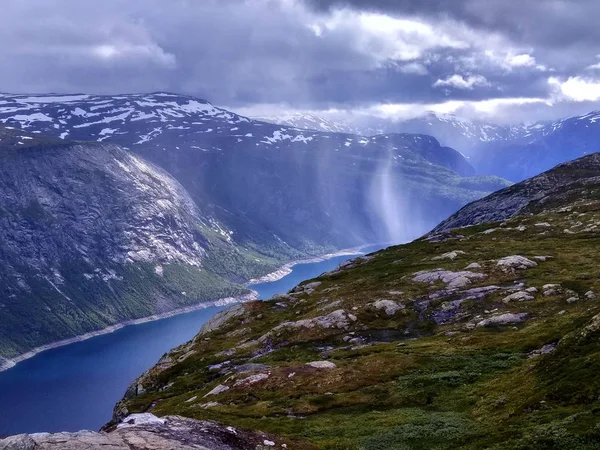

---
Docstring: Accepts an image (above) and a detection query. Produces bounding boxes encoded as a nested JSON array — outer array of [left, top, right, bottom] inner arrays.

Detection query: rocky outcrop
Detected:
[[0, 414, 292, 450]]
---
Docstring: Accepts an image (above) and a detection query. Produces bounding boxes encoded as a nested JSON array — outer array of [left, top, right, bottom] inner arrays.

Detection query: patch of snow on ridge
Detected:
[[2, 113, 54, 125], [18, 95, 91, 103]]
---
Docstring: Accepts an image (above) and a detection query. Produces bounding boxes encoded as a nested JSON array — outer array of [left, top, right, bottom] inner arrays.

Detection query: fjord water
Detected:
[[0, 252, 364, 437]]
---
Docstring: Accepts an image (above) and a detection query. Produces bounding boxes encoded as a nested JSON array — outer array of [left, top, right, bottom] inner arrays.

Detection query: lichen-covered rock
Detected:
[[371, 300, 404, 316], [496, 256, 538, 271], [528, 343, 557, 358], [275, 310, 358, 331], [413, 269, 487, 289], [477, 313, 529, 327], [503, 291, 535, 303], [432, 250, 466, 261], [204, 384, 230, 397], [291, 281, 322, 295], [234, 373, 269, 386], [306, 361, 337, 369]]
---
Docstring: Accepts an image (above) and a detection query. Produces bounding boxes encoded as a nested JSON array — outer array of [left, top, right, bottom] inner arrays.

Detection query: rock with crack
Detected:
[[413, 269, 487, 289]]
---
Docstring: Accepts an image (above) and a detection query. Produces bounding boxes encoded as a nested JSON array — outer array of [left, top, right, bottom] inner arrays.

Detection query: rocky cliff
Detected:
[[108, 152, 600, 449]]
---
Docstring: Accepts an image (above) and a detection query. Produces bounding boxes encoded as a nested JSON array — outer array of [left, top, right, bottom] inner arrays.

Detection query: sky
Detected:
[[2, 0, 600, 123]]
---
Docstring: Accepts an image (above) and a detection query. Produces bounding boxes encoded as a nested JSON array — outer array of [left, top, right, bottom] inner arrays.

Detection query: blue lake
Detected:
[[0, 251, 370, 436]]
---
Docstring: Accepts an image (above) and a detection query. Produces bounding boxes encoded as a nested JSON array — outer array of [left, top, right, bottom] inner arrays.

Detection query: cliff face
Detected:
[[0, 127, 250, 365], [112, 153, 600, 449]]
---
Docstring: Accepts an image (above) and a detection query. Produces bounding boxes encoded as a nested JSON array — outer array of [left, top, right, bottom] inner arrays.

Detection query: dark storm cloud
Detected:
[[0, 0, 599, 120], [307, 0, 600, 70]]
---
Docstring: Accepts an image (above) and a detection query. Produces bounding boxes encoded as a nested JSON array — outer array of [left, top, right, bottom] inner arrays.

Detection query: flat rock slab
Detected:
[[0, 415, 288, 450]]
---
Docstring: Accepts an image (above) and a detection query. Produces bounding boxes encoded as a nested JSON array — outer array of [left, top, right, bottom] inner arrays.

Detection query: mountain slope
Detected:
[[0, 127, 266, 369], [112, 152, 600, 449], [432, 153, 600, 232]]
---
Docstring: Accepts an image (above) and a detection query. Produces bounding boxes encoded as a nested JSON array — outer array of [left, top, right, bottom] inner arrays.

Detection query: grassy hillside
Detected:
[[114, 167, 600, 449]]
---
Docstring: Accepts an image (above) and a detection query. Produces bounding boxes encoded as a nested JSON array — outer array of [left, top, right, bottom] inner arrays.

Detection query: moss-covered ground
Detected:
[[119, 197, 600, 449]]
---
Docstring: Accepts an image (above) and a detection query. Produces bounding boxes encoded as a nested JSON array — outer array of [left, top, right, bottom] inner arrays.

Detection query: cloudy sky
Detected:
[[3, 0, 600, 123]]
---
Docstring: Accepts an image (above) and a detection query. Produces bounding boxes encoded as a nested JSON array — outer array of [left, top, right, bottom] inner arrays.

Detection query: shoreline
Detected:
[[0, 243, 386, 374], [247, 243, 380, 285], [0, 293, 257, 373]]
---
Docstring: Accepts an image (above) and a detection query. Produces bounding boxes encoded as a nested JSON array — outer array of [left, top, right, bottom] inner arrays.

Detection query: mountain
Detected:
[[0, 126, 263, 369], [0, 93, 510, 367], [105, 153, 600, 449]]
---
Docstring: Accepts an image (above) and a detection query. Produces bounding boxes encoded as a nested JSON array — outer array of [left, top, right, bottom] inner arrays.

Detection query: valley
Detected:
[[0, 94, 509, 369]]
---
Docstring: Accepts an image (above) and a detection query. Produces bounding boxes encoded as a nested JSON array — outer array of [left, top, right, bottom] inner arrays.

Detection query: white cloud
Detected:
[[433, 74, 489, 90], [506, 53, 536, 67], [549, 76, 600, 101]]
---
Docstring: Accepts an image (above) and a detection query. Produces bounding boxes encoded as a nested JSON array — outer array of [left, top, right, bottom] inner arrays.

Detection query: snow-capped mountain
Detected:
[[257, 108, 600, 181], [254, 113, 354, 134], [472, 111, 600, 180], [255, 111, 535, 155]]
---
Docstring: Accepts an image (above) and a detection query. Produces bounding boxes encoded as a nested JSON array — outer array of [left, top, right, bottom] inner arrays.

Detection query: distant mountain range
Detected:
[[257, 110, 600, 181], [0, 92, 508, 365]]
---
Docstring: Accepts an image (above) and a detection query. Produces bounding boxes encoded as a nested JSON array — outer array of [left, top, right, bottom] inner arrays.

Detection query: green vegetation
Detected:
[[116, 192, 600, 449]]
